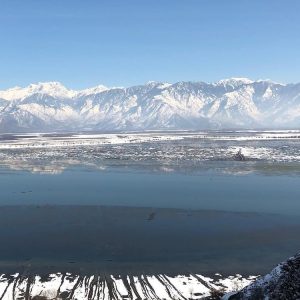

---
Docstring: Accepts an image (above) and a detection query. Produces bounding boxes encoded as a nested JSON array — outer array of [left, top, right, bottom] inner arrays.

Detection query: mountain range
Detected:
[[0, 78, 300, 132]]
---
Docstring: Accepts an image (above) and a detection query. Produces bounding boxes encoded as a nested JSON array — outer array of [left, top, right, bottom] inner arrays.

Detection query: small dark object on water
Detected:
[[234, 149, 246, 161], [20, 190, 32, 194], [147, 212, 156, 221]]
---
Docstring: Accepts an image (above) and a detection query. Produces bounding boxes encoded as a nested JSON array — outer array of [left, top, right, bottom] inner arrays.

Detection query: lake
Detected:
[[0, 130, 299, 277]]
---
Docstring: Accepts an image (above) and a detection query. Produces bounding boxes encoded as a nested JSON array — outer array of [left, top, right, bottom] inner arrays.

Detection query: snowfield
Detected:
[[0, 130, 300, 150], [0, 132, 185, 149]]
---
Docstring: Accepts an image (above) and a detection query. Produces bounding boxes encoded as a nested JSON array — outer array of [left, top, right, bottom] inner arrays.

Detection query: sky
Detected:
[[0, 0, 300, 90]]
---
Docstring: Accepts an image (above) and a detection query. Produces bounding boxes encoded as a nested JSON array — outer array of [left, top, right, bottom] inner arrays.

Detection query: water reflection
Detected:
[[1, 156, 300, 176]]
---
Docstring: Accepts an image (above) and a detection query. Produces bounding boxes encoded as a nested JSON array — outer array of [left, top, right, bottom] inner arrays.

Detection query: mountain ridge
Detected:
[[0, 78, 299, 132]]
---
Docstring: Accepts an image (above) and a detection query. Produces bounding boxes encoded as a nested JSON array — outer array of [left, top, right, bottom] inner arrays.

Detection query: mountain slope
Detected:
[[0, 78, 299, 132], [223, 252, 300, 299]]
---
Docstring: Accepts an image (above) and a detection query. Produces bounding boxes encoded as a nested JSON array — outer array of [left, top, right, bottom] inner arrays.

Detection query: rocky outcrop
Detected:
[[223, 253, 300, 300]]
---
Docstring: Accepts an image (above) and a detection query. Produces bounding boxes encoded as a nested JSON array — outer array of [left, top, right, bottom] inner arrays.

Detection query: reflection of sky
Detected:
[[1, 165, 300, 216], [1, 157, 300, 176]]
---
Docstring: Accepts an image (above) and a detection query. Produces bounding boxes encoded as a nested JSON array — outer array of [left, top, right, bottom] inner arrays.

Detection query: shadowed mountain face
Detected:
[[0, 78, 300, 132], [226, 253, 300, 300]]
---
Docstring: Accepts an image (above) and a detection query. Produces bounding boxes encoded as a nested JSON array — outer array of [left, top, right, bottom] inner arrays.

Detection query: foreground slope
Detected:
[[223, 253, 300, 300]]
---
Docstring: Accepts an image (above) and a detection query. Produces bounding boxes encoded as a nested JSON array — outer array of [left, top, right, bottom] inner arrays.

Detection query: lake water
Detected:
[[0, 131, 300, 276], [1, 167, 300, 215]]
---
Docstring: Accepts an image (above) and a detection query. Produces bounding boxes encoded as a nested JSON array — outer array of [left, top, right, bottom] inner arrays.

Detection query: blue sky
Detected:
[[0, 0, 299, 89]]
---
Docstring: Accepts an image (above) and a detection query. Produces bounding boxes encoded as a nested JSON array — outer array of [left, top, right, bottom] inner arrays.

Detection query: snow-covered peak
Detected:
[[256, 78, 285, 86], [146, 80, 159, 85], [157, 82, 172, 89], [77, 85, 109, 96], [215, 77, 255, 87], [145, 81, 172, 89], [0, 82, 76, 100]]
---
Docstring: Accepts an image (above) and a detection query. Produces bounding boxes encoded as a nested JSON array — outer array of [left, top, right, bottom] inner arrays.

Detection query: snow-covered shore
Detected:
[[0, 272, 257, 300], [1, 131, 300, 150]]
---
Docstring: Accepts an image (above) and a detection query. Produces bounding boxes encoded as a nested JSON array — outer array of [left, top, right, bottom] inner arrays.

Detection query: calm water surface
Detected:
[[0, 167, 299, 215], [0, 131, 300, 276]]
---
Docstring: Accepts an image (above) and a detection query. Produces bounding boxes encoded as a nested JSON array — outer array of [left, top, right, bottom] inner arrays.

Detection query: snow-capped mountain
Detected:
[[0, 82, 77, 101], [0, 78, 299, 132]]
